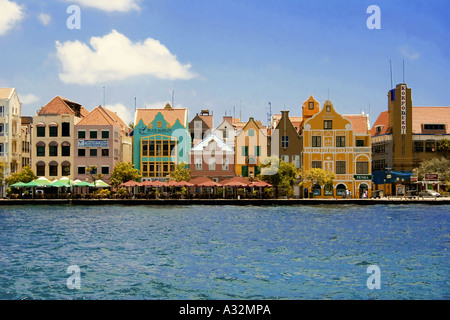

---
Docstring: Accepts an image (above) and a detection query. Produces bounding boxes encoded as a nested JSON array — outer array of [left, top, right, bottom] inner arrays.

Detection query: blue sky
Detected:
[[0, 0, 449, 126]]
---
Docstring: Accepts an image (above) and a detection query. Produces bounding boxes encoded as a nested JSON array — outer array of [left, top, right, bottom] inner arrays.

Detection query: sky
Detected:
[[0, 0, 449, 127]]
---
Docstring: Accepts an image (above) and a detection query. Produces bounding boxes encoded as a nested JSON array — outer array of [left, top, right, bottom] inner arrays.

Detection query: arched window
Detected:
[[36, 141, 46, 157], [61, 161, 71, 176], [36, 161, 46, 177], [312, 184, 321, 196], [36, 122, 46, 137], [61, 141, 71, 157], [49, 141, 58, 157], [49, 122, 58, 137], [49, 161, 58, 177], [336, 184, 347, 197]]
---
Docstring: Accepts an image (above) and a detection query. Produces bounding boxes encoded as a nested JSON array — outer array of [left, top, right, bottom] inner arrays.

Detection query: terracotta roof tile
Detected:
[[371, 111, 390, 136], [343, 114, 370, 134], [37, 96, 86, 118]]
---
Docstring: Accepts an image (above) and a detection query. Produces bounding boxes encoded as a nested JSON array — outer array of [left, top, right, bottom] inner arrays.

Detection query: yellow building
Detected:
[[302, 99, 372, 198], [235, 117, 267, 178]]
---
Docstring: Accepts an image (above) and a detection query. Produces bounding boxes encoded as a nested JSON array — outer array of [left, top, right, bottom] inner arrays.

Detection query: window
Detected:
[[356, 139, 365, 147], [36, 164, 45, 176], [242, 146, 249, 156], [89, 130, 97, 139], [223, 158, 229, 171], [157, 121, 162, 128], [101, 149, 109, 157], [324, 120, 332, 130], [90, 148, 97, 157], [356, 162, 369, 174], [281, 136, 289, 148], [0, 124, 4, 136], [62, 145, 70, 157], [425, 141, 435, 152], [223, 129, 228, 139], [37, 126, 45, 137], [49, 145, 58, 157], [326, 105, 331, 112], [162, 141, 169, 156], [62, 122, 70, 137], [312, 136, 321, 147], [49, 126, 58, 137], [308, 101, 314, 110], [281, 155, 289, 163], [376, 126, 383, 133], [424, 124, 445, 130], [37, 146, 45, 157], [62, 165, 70, 176], [254, 146, 261, 156], [292, 155, 300, 169], [248, 129, 255, 137], [101, 166, 109, 175], [336, 161, 346, 174], [336, 136, 346, 148], [312, 161, 322, 169], [195, 157, 202, 170], [78, 148, 85, 157], [414, 141, 424, 152], [78, 166, 86, 175], [78, 130, 86, 139], [89, 166, 97, 175], [209, 158, 216, 171], [49, 164, 58, 176], [0, 143, 4, 156], [102, 130, 109, 139]]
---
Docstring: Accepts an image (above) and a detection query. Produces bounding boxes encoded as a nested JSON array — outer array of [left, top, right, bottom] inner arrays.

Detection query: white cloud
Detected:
[[0, 0, 25, 36], [20, 93, 40, 105], [105, 103, 133, 125], [398, 45, 420, 61], [67, 0, 140, 12], [56, 29, 196, 85], [37, 13, 51, 26]]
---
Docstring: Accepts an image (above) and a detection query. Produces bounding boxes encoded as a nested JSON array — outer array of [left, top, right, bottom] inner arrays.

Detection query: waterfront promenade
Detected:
[[0, 197, 449, 206]]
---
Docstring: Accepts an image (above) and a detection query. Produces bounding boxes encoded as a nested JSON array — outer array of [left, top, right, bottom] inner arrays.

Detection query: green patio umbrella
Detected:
[[93, 180, 110, 188], [74, 181, 92, 187], [48, 180, 67, 187], [10, 182, 28, 187], [25, 181, 39, 187], [33, 177, 51, 186]]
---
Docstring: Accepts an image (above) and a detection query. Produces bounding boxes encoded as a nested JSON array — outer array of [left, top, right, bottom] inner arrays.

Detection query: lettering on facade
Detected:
[[401, 85, 407, 135], [78, 140, 108, 148], [138, 126, 172, 135]]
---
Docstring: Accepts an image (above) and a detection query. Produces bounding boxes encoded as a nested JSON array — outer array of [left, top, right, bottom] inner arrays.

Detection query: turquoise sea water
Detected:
[[0, 204, 448, 300]]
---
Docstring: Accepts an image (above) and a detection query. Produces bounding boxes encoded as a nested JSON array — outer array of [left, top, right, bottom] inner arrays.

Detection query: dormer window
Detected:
[[376, 126, 383, 133], [308, 102, 314, 110]]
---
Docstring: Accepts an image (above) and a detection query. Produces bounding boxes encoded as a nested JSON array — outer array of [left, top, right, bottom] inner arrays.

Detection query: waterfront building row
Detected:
[[1, 84, 448, 198]]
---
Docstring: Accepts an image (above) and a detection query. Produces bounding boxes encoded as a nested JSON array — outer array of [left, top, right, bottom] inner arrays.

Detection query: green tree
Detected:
[[5, 166, 37, 185], [416, 157, 450, 181], [259, 157, 298, 197], [86, 165, 104, 186], [110, 162, 142, 187], [301, 168, 336, 195], [169, 162, 190, 182], [438, 138, 450, 158]]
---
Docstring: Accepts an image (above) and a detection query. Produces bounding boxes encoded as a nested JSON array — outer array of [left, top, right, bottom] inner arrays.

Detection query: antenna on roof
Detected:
[[390, 59, 393, 89], [171, 90, 174, 108], [403, 59, 406, 83]]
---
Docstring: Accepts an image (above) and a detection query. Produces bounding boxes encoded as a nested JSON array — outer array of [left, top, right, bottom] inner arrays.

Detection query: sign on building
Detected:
[[78, 140, 108, 148]]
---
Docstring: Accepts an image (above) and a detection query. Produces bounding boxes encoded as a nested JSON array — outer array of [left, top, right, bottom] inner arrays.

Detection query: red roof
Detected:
[[119, 180, 142, 187], [343, 114, 370, 134], [220, 176, 251, 187]]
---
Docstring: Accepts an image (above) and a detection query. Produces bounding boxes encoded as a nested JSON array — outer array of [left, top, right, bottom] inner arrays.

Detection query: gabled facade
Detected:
[[133, 104, 191, 180], [189, 109, 214, 147], [74, 105, 132, 183], [235, 117, 267, 178], [0, 88, 22, 183], [32, 96, 88, 180], [268, 110, 302, 169], [302, 100, 372, 198], [189, 133, 235, 182], [212, 116, 236, 148]]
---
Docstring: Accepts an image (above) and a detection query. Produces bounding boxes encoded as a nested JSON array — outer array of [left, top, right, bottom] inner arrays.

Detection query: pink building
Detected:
[[74, 106, 132, 183]]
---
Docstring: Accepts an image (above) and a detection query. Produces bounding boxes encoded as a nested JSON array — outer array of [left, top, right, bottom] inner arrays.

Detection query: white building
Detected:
[[0, 88, 22, 196]]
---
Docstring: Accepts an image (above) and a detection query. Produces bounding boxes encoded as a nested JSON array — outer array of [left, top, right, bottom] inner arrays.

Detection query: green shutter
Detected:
[[242, 166, 249, 177]]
